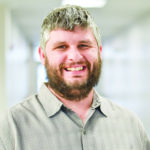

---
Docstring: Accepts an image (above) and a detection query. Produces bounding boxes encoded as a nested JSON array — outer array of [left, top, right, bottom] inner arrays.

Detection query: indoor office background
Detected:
[[0, 0, 150, 136]]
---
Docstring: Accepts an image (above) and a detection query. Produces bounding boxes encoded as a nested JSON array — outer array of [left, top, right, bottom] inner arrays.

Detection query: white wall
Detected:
[[97, 16, 150, 135], [0, 5, 37, 109], [5, 19, 37, 107]]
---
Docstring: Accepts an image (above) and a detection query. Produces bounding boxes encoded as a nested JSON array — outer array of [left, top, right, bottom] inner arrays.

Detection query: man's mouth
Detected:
[[64, 66, 86, 72]]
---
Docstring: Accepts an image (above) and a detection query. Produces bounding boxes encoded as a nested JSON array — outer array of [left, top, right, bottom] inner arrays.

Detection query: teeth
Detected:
[[66, 67, 84, 71]]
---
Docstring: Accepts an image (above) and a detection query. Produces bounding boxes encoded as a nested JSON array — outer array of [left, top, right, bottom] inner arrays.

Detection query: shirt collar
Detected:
[[38, 83, 63, 117], [38, 83, 113, 118], [92, 90, 114, 117]]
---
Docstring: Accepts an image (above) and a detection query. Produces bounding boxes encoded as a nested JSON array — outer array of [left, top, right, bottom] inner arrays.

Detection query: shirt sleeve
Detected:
[[0, 111, 14, 150], [0, 137, 6, 150], [146, 138, 150, 150], [138, 119, 150, 150]]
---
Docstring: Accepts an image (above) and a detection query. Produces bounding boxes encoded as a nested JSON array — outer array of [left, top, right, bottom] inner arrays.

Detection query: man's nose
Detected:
[[67, 47, 83, 61]]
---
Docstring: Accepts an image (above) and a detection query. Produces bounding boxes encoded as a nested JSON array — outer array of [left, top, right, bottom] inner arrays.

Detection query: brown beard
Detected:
[[45, 55, 102, 101]]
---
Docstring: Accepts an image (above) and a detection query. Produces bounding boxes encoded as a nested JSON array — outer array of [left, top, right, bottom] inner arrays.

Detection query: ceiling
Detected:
[[0, 0, 150, 46]]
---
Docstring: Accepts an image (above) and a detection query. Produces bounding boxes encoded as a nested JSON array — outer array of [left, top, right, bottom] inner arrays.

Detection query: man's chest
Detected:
[[13, 111, 143, 150]]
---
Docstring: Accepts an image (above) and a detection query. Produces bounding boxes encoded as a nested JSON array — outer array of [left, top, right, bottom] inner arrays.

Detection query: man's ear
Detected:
[[100, 45, 102, 59], [38, 47, 46, 65]]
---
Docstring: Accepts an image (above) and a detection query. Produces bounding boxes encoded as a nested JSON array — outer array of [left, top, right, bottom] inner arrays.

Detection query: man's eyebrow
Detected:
[[52, 41, 67, 47], [78, 40, 93, 44]]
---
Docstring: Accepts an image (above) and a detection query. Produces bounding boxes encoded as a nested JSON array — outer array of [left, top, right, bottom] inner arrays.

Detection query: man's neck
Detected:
[[48, 85, 94, 123]]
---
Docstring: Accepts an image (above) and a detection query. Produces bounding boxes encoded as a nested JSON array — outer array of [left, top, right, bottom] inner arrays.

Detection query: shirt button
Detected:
[[83, 130, 86, 135]]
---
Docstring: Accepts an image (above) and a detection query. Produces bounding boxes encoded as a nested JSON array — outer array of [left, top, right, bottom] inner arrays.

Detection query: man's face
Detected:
[[40, 26, 102, 101]]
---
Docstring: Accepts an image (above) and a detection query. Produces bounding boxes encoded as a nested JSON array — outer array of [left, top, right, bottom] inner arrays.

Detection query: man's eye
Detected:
[[57, 45, 67, 49], [78, 44, 89, 49]]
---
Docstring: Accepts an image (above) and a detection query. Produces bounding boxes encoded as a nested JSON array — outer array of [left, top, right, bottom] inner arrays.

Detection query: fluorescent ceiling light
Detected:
[[62, 0, 107, 8]]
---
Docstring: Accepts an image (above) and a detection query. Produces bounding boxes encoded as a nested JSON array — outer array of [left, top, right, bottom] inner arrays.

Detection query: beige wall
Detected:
[[0, 5, 7, 111]]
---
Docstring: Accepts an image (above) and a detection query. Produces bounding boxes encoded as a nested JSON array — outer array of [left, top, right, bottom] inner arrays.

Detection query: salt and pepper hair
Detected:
[[40, 5, 101, 52]]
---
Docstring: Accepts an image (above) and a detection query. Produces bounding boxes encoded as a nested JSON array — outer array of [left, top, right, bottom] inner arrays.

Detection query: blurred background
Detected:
[[0, 0, 150, 136]]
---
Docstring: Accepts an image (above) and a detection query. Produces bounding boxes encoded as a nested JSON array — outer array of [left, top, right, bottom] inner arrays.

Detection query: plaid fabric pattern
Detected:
[[0, 83, 150, 150]]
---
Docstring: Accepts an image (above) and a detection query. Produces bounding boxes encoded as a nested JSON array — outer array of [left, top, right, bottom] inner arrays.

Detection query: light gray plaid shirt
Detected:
[[0, 83, 150, 150]]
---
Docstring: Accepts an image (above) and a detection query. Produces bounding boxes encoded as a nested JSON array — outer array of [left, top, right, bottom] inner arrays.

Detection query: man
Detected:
[[0, 5, 150, 150]]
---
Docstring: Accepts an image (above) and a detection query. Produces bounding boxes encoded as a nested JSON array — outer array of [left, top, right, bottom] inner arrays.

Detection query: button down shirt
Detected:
[[0, 83, 150, 150]]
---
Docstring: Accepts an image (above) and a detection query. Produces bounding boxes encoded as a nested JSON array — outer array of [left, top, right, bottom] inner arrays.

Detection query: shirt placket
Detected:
[[64, 107, 96, 150]]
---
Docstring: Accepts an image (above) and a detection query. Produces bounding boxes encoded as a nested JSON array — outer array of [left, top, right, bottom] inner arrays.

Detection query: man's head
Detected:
[[40, 5, 101, 52], [39, 5, 102, 101]]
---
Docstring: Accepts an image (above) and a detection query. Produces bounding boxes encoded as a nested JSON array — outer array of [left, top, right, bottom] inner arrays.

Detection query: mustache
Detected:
[[59, 61, 91, 70]]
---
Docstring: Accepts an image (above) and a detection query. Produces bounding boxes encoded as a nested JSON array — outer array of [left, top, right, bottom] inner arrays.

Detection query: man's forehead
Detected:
[[48, 27, 95, 41], [52, 40, 93, 46], [49, 26, 89, 33]]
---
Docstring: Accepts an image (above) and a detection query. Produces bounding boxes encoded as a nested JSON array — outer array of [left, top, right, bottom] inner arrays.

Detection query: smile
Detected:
[[65, 66, 86, 71]]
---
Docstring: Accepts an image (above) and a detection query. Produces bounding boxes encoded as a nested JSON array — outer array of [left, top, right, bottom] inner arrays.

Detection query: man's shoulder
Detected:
[[0, 94, 42, 149], [0, 93, 42, 127], [100, 95, 147, 132], [11, 94, 39, 113], [97, 94, 143, 125], [0, 93, 43, 136], [104, 96, 139, 118], [94, 90, 138, 119]]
